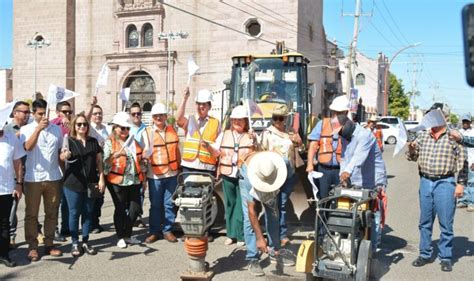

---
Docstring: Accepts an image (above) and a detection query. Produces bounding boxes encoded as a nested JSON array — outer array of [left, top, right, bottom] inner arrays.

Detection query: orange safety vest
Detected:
[[107, 137, 144, 185], [318, 118, 342, 164], [182, 116, 219, 165], [145, 125, 180, 175], [219, 130, 255, 176], [374, 128, 383, 150]]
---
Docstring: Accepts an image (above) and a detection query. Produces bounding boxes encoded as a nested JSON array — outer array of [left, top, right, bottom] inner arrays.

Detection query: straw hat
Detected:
[[272, 104, 289, 116], [368, 115, 378, 122], [247, 151, 287, 193], [111, 112, 133, 128]]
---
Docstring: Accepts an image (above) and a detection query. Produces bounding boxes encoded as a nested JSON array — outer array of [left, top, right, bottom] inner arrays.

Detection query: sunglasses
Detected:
[[272, 116, 285, 122], [119, 126, 130, 131], [92, 112, 103, 116], [16, 110, 30, 114], [61, 110, 73, 115], [76, 122, 88, 128], [153, 114, 166, 119], [131, 112, 142, 117]]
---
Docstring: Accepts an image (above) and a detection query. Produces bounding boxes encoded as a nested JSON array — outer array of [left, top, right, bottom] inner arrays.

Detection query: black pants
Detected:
[[0, 195, 14, 257], [90, 195, 104, 228], [107, 183, 141, 239]]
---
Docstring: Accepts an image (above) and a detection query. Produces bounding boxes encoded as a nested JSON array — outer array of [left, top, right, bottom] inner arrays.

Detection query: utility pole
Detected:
[[343, 0, 371, 111], [407, 60, 422, 111]]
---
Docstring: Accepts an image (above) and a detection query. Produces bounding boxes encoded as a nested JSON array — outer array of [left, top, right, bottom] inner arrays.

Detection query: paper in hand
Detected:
[[62, 134, 69, 151], [393, 121, 408, 157], [307, 171, 324, 200], [410, 109, 446, 132], [187, 56, 200, 86]]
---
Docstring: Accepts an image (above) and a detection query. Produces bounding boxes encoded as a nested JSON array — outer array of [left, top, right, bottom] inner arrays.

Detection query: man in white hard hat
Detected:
[[176, 87, 221, 242], [176, 88, 221, 175], [329, 95, 388, 251], [142, 103, 181, 244]]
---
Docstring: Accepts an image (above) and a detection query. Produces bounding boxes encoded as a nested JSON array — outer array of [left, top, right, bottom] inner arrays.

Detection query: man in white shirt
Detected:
[[0, 118, 25, 268], [87, 96, 110, 233], [20, 99, 64, 261], [457, 113, 474, 211]]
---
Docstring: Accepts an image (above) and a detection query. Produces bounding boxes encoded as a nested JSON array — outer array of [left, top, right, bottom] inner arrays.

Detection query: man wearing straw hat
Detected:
[[364, 115, 384, 152], [240, 150, 295, 276]]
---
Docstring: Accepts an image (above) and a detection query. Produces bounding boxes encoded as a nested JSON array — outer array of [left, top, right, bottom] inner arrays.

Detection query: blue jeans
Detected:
[[63, 187, 94, 245], [371, 200, 382, 251], [240, 164, 281, 260], [148, 176, 178, 234], [418, 177, 456, 261], [60, 192, 69, 234], [278, 174, 296, 240], [457, 171, 474, 206]]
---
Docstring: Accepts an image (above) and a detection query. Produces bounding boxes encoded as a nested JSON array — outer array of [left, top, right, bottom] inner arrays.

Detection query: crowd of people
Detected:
[[0, 89, 471, 276]]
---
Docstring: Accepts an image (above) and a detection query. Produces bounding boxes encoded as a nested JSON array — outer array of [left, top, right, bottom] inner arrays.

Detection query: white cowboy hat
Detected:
[[195, 89, 214, 103], [247, 151, 287, 193], [230, 105, 248, 119], [151, 103, 168, 115], [111, 112, 133, 128], [368, 115, 378, 122], [329, 95, 350, 112]]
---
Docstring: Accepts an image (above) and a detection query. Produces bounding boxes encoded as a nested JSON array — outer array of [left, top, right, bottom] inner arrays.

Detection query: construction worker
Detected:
[[176, 87, 221, 242], [142, 103, 181, 244], [364, 115, 384, 152], [306, 109, 342, 199]]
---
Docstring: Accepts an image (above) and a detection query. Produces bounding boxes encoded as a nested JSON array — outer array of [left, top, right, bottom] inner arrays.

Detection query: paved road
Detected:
[[2, 146, 473, 280]]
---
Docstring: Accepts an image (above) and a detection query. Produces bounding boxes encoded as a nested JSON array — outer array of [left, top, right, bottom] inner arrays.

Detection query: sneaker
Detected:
[[125, 237, 141, 245], [37, 233, 45, 245], [117, 239, 127, 249], [54, 230, 67, 242], [236, 241, 246, 247], [248, 260, 265, 277], [269, 255, 296, 267], [467, 205, 474, 212], [71, 244, 82, 257], [456, 202, 467, 208], [412, 256, 431, 267], [224, 238, 234, 246]]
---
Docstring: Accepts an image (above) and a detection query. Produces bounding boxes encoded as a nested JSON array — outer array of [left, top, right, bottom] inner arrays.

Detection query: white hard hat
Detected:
[[111, 112, 133, 128], [329, 95, 350, 112], [230, 105, 248, 119], [151, 103, 168, 115], [195, 89, 214, 103]]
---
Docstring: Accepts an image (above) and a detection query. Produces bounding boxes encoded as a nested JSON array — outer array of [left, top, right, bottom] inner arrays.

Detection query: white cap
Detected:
[[329, 95, 350, 112], [230, 105, 248, 119], [195, 89, 214, 103], [151, 103, 168, 115], [111, 112, 133, 128]]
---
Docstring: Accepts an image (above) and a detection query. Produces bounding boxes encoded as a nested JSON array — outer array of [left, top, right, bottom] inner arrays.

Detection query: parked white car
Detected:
[[360, 121, 400, 145], [404, 120, 419, 131]]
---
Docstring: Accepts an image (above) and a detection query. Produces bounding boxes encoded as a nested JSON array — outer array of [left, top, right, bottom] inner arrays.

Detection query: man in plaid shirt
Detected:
[[406, 104, 468, 272]]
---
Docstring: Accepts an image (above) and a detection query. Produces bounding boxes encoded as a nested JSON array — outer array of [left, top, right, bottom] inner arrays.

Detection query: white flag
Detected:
[[187, 115, 199, 137], [96, 63, 109, 89], [393, 121, 408, 157], [410, 109, 446, 132], [47, 84, 80, 106], [0, 100, 16, 130], [119, 88, 131, 102], [62, 134, 69, 151], [187, 56, 200, 85], [308, 171, 324, 201]]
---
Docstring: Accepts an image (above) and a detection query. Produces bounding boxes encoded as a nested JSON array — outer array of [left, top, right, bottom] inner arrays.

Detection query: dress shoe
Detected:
[[0, 256, 16, 267], [412, 256, 431, 267], [145, 234, 160, 244], [27, 249, 40, 262], [45, 246, 63, 257], [441, 261, 452, 272], [163, 232, 178, 243]]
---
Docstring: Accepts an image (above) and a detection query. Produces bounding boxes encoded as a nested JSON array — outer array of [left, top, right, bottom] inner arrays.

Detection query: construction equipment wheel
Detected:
[[355, 240, 372, 281]]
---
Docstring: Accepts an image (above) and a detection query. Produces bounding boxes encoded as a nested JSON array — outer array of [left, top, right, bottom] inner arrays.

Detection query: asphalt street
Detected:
[[1, 145, 473, 280]]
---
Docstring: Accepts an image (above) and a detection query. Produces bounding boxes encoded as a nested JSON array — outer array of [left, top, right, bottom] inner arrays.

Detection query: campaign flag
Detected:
[[119, 88, 131, 102], [47, 85, 80, 107], [0, 100, 16, 130], [410, 109, 446, 132], [187, 56, 200, 85], [95, 63, 109, 90]]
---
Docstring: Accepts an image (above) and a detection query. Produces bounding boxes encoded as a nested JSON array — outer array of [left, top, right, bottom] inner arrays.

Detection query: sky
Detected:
[[0, 0, 472, 114], [324, 0, 474, 115]]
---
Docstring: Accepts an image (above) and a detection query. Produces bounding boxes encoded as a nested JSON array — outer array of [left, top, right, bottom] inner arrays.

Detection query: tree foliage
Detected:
[[449, 113, 459, 125], [388, 73, 410, 119]]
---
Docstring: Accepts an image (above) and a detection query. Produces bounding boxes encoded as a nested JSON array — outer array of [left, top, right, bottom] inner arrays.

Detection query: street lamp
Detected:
[[158, 31, 188, 112], [383, 42, 421, 115], [26, 33, 51, 100]]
